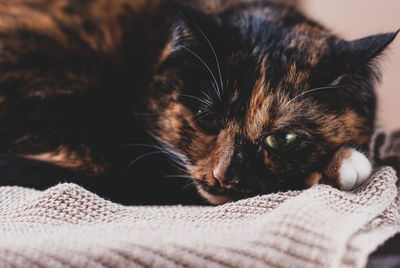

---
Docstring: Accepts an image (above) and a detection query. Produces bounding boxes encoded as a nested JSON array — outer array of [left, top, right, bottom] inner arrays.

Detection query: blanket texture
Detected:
[[1, 128, 400, 268]]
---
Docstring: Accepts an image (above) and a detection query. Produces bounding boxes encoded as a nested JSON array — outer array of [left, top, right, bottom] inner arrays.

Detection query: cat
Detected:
[[0, 0, 397, 205]]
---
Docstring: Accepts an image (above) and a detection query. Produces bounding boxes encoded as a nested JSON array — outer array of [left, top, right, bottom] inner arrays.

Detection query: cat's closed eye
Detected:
[[195, 109, 221, 134]]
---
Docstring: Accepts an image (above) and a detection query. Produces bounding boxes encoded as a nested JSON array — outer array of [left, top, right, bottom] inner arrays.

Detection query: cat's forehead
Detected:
[[218, 72, 297, 142], [222, 40, 325, 104], [220, 42, 330, 140], [233, 28, 330, 68], [220, 16, 334, 105], [222, 8, 333, 67]]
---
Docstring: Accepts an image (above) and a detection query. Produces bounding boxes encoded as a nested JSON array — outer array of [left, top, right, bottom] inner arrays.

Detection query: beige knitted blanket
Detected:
[[1, 128, 400, 268]]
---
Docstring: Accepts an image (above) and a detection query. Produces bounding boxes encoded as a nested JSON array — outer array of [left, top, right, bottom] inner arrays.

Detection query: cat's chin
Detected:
[[196, 186, 232, 205]]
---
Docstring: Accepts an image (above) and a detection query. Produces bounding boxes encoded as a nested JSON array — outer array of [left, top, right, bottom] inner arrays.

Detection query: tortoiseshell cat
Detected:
[[0, 0, 397, 204]]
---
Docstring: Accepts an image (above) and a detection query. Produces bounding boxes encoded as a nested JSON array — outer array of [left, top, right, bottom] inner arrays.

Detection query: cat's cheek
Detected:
[[187, 161, 216, 187]]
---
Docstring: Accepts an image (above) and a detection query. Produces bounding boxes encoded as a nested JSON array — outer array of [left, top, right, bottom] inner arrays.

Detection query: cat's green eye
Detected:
[[265, 133, 297, 151]]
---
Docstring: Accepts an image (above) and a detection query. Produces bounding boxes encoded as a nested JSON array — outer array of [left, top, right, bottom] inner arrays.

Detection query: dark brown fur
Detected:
[[0, 0, 397, 204]]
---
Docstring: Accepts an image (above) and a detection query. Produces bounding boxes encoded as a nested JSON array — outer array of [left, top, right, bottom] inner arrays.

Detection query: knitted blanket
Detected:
[[1, 128, 399, 268]]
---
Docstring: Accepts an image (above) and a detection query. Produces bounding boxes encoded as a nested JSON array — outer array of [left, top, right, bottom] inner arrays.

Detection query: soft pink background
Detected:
[[300, 0, 400, 130]]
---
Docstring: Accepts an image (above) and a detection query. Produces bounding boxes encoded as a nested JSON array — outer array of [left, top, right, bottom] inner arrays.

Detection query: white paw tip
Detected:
[[338, 150, 372, 191]]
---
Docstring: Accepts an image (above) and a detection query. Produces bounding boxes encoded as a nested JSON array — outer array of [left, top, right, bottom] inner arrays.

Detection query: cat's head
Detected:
[[144, 1, 398, 204]]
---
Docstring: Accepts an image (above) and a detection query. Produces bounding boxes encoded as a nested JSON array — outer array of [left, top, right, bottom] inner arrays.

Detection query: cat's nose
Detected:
[[213, 169, 239, 189], [213, 169, 228, 188]]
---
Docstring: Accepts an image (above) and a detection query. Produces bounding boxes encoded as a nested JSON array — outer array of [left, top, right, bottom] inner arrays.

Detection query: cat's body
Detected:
[[0, 0, 397, 204], [0, 0, 193, 204]]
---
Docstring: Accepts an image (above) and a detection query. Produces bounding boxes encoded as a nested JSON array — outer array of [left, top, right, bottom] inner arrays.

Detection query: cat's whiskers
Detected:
[[178, 94, 212, 107], [191, 61, 219, 96], [164, 175, 197, 191], [149, 133, 190, 170], [180, 45, 222, 99], [284, 85, 346, 110], [193, 22, 224, 94], [200, 90, 213, 103], [209, 81, 220, 100], [193, 111, 214, 122], [119, 143, 187, 171], [181, 109, 212, 123], [117, 143, 164, 150], [123, 151, 165, 173], [164, 174, 193, 179], [182, 181, 197, 191]]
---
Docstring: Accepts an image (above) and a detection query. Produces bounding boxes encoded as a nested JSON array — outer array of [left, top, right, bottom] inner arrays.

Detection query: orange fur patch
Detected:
[[321, 109, 369, 147], [22, 146, 104, 175], [244, 57, 272, 141]]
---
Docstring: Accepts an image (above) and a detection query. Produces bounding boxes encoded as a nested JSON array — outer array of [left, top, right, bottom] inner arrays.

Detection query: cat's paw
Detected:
[[337, 150, 372, 191]]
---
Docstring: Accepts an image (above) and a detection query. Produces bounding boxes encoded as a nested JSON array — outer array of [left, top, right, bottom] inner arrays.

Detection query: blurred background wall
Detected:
[[299, 0, 400, 130]]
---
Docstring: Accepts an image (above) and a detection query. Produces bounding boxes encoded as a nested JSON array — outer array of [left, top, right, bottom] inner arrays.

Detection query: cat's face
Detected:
[[144, 2, 397, 204]]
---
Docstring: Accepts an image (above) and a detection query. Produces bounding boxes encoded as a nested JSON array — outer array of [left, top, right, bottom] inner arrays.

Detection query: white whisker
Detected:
[[117, 143, 164, 150], [180, 45, 221, 99], [164, 174, 194, 179], [200, 90, 213, 102], [149, 133, 189, 171], [195, 111, 213, 121], [182, 182, 197, 191], [193, 23, 224, 94], [285, 85, 346, 109], [119, 142, 187, 172], [124, 151, 164, 172], [178, 94, 212, 106]]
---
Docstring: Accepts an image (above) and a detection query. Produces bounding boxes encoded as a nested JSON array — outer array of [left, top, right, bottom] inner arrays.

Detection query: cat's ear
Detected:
[[327, 30, 399, 85], [337, 30, 399, 68], [167, 1, 218, 52]]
